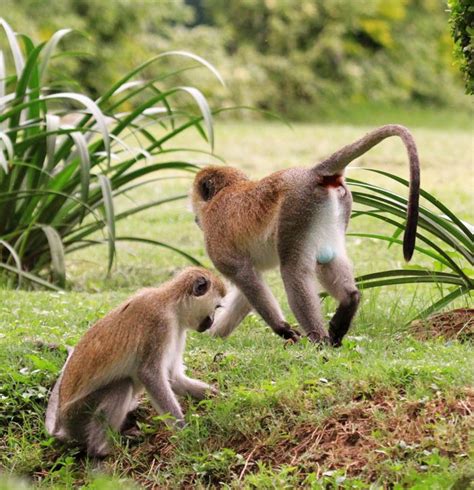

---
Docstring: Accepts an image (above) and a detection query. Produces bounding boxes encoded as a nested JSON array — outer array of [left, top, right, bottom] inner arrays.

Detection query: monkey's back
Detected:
[[58, 288, 171, 413]]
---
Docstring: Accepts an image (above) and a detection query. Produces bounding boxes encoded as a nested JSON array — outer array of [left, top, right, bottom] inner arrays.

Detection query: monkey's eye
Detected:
[[215, 304, 223, 310], [192, 276, 209, 296]]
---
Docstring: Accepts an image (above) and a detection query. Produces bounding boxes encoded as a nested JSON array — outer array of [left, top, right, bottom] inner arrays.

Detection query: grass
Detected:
[[0, 113, 473, 488]]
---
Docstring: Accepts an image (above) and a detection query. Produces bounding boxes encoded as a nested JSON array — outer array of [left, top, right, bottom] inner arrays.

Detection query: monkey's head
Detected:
[[175, 266, 226, 332], [191, 166, 248, 227]]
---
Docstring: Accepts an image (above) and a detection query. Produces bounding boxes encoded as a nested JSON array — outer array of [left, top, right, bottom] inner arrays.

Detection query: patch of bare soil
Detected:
[[411, 308, 473, 341], [235, 389, 474, 481], [81, 390, 473, 488]]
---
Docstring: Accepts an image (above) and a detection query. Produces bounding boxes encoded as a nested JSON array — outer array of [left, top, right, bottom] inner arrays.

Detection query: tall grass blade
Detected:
[[0, 262, 61, 290], [68, 130, 90, 214], [0, 239, 22, 286], [39, 28, 72, 82], [98, 174, 116, 274], [176, 86, 214, 149], [0, 51, 5, 99], [40, 225, 66, 287], [0, 18, 25, 76], [45, 114, 60, 170], [44, 93, 111, 163]]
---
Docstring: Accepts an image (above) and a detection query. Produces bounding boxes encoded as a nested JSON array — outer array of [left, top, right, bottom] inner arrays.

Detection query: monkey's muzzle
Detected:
[[197, 315, 214, 332]]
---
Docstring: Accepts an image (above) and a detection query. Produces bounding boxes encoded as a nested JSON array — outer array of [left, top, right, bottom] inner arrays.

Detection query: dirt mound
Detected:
[[236, 390, 474, 481], [411, 308, 473, 341]]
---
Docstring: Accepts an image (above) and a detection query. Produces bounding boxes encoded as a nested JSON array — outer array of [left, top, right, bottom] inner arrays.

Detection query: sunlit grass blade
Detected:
[[40, 225, 66, 287], [98, 174, 116, 274], [0, 18, 25, 76], [39, 28, 72, 82], [44, 93, 111, 163], [0, 51, 5, 99], [45, 114, 60, 170], [176, 86, 214, 149], [99, 50, 225, 105], [0, 239, 22, 286], [0, 262, 61, 290], [68, 130, 90, 218]]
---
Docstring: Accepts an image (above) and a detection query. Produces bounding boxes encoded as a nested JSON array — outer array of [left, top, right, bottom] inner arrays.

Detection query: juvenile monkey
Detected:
[[192, 125, 420, 346], [45, 267, 226, 457]]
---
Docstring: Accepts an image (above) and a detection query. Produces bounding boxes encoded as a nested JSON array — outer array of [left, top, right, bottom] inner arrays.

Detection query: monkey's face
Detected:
[[191, 166, 248, 227], [179, 268, 226, 332]]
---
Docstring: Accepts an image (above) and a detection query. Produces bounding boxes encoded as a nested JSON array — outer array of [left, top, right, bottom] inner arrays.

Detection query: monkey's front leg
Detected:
[[139, 367, 185, 428], [229, 263, 300, 341]]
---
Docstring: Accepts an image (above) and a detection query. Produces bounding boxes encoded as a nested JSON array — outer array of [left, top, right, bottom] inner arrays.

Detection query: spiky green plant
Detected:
[[348, 170, 473, 320], [0, 19, 223, 289]]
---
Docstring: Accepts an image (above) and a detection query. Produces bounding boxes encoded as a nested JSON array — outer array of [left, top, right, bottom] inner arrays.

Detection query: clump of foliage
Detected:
[[2, 0, 467, 118], [448, 0, 474, 93], [179, 0, 465, 116], [0, 0, 194, 97], [0, 18, 222, 288], [349, 170, 473, 319]]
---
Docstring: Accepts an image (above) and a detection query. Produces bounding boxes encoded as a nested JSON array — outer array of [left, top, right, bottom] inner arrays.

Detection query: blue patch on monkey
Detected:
[[316, 245, 336, 264]]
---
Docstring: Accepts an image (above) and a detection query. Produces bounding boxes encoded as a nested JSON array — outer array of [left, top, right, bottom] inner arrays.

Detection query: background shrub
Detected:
[[0, 19, 222, 288]]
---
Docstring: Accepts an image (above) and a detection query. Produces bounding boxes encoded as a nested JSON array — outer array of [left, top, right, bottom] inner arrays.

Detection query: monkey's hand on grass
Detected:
[[206, 385, 219, 397], [306, 330, 331, 346], [276, 322, 301, 342]]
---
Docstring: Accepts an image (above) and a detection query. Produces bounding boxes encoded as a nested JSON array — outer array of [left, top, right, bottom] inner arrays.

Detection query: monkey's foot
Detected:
[[328, 322, 346, 347], [306, 330, 330, 345], [328, 331, 343, 348]]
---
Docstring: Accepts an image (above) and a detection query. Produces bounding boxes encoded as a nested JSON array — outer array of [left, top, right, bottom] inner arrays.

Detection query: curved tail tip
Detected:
[[403, 239, 416, 262]]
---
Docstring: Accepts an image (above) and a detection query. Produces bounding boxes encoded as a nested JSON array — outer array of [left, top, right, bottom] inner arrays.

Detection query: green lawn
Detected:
[[0, 116, 473, 488]]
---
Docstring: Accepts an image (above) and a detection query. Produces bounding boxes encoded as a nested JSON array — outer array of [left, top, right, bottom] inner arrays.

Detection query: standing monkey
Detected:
[[45, 267, 226, 457], [192, 125, 420, 345]]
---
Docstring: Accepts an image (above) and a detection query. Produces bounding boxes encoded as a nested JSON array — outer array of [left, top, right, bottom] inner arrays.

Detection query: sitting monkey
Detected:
[[45, 267, 226, 457]]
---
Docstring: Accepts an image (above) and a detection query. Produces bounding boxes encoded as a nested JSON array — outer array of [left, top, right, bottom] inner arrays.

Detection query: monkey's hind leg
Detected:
[[316, 255, 361, 347], [280, 255, 329, 344], [208, 286, 252, 338], [85, 379, 136, 458]]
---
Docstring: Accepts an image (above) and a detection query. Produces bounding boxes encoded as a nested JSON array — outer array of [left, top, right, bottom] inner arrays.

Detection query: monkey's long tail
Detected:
[[313, 124, 420, 262]]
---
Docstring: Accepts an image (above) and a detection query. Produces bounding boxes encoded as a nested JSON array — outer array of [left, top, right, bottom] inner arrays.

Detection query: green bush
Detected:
[[2, 0, 467, 119], [0, 19, 223, 288], [448, 0, 474, 94]]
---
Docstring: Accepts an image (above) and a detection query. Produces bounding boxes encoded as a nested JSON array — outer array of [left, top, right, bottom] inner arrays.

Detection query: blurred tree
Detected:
[[1, 0, 193, 96], [199, 0, 465, 115], [0, 0, 467, 116], [449, 0, 474, 94]]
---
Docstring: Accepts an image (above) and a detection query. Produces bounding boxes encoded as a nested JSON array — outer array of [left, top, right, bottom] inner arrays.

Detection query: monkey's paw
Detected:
[[277, 323, 301, 342], [307, 330, 330, 345], [207, 386, 220, 397]]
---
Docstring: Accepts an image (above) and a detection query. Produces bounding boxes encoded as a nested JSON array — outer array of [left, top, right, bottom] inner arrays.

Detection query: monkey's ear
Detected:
[[192, 276, 209, 297], [199, 178, 215, 201]]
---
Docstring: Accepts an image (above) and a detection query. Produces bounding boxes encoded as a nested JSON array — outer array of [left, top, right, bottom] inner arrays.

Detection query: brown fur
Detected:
[[191, 125, 420, 344], [46, 267, 225, 457]]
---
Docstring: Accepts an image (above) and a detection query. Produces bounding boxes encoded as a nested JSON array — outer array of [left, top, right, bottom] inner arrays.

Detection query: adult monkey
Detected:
[[191, 125, 420, 346]]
